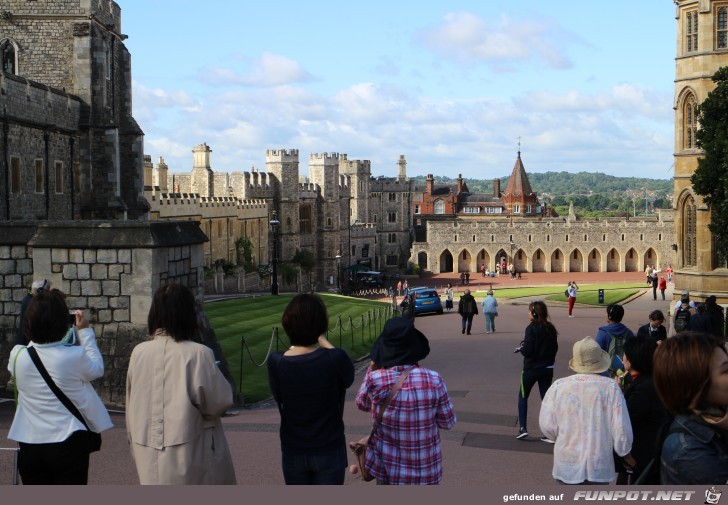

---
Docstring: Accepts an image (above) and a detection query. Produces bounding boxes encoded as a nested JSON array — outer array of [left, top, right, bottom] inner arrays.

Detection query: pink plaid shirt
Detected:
[[355, 365, 456, 484]]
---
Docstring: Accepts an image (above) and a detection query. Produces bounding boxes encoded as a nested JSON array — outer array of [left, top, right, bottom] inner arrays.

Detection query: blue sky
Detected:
[[122, 1, 678, 181]]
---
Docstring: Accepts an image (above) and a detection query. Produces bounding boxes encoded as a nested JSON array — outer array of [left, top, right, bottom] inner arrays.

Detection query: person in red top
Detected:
[[658, 276, 667, 301]]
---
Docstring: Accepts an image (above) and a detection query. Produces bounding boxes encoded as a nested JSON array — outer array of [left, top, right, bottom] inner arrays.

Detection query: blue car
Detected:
[[410, 287, 443, 316]]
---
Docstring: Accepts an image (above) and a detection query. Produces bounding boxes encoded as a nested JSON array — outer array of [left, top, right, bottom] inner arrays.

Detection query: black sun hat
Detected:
[[369, 317, 430, 367]]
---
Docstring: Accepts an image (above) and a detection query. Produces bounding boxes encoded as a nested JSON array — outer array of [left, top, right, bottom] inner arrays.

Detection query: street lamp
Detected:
[[509, 240, 517, 265], [269, 210, 280, 296], [335, 252, 342, 292]]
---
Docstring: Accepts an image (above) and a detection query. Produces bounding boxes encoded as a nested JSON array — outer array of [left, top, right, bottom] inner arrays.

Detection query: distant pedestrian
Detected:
[[459, 272, 465, 286], [481, 289, 498, 334], [458, 289, 478, 335], [705, 295, 725, 340], [658, 276, 667, 301], [635, 310, 667, 345], [645, 265, 652, 285], [396, 281, 402, 296], [480, 264, 486, 277], [400, 294, 415, 320], [403, 279, 409, 295], [501, 258, 507, 275], [567, 281, 578, 318], [514, 301, 558, 442], [665, 264, 673, 284], [444, 283, 454, 313], [651, 274, 658, 301], [465, 272, 470, 286]]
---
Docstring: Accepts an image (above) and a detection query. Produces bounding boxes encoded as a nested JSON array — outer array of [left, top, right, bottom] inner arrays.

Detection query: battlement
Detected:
[[266, 149, 299, 162], [0, 72, 82, 130], [0, 0, 123, 33], [310, 152, 340, 162]]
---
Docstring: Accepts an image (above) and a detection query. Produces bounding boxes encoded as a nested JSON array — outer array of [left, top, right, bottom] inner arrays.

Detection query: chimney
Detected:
[[457, 174, 463, 195], [494, 178, 501, 198], [426, 174, 434, 194]]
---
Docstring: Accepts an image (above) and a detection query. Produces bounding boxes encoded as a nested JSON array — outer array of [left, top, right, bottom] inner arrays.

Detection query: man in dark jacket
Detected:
[[458, 289, 478, 335], [705, 295, 725, 340], [636, 310, 667, 344], [688, 303, 712, 333], [595, 304, 635, 377]]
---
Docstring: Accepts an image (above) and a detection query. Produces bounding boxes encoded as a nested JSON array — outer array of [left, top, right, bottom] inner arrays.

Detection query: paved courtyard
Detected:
[[0, 273, 674, 485]]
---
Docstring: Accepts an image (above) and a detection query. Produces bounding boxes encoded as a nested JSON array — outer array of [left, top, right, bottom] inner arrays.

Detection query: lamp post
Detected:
[[335, 252, 342, 292], [509, 240, 517, 266], [269, 210, 280, 296]]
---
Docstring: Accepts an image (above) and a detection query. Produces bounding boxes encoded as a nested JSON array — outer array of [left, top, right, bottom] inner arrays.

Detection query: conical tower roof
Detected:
[[503, 152, 533, 196]]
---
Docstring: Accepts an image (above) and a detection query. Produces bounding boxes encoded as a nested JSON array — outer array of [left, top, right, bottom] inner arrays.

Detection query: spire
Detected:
[[503, 150, 533, 196]]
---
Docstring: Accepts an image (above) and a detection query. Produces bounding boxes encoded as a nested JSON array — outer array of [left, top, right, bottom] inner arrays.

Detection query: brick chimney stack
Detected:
[[494, 178, 501, 198], [426, 174, 434, 194]]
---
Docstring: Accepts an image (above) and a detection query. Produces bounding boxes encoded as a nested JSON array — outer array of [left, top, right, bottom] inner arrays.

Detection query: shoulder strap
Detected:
[[26, 346, 91, 431], [369, 368, 413, 439]]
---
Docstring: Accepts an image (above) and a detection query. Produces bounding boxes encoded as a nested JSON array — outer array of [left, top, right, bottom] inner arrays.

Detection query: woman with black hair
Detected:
[[514, 300, 559, 441], [8, 289, 113, 484], [267, 293, 355, 485], [126, 283, 236, 484]]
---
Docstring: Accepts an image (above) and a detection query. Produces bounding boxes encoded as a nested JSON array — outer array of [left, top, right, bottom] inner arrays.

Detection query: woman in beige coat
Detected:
[[126, 283, 236, 485]]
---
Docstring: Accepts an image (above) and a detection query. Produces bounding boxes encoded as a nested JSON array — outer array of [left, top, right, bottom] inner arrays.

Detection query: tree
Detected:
[[277, 262, 299, 290], [292, 249, 316, 291], [691, 66, 728, 261], [235, 237, 256, 273]]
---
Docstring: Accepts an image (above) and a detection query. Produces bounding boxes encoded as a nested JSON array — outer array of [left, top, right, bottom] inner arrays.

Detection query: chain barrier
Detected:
[[238, 327, 287, 394]]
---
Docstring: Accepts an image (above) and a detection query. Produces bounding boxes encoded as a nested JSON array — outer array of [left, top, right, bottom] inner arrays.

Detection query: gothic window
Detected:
[[684, 93, 698, 149], [388, 233, 397, 244], [433, 199, 445, 215], [54, 161, 63, 194], [683, 195, 697, 267], [686, 11, 699, 53], [10, 157, 20, 194], [327, 217, 332, 227], [300, 204, 312, 234], [388, 193, 397, 202], [717, 6, 727, 49], [34, 160, 44, 193], [387, 212, 396, 223], [1, 40, 17, 74]]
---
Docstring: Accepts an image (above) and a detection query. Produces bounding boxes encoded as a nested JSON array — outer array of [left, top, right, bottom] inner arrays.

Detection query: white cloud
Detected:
[[418, 12, 575, 69], [202, 52, 315, 87]]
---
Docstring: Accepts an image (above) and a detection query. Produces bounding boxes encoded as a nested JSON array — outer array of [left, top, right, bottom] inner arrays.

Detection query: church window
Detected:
[[10, 157, 20, 194], [34, 160, 44, 193], [1, 40, 17, 74], [717, 6, 727, 49], [434, 199, 445, 215], [300, 204, 312, 234], [686, 11, 699, 52], [54, 161, 63, 194], [684, 93, 698, 149], [683, 195, 697, 267]]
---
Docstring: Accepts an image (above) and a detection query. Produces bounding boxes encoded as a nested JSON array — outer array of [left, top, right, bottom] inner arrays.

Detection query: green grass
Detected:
[[205, 294, 392, 404], [463, 283, 646, 300], [545, 289, 640, 305]]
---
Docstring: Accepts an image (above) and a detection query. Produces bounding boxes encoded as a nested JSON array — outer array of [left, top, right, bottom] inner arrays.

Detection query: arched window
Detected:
[[717, 6, 727, 49], [683, 195, 697, 267], [1, 39, 18, 75], [433, 199, 445, 215], [684, 93, 698, 149]]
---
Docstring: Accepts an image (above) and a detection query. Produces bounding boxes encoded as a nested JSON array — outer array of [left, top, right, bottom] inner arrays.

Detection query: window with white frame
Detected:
[[434, 199, 445, 214], [414, 204, 421, 214], [464, 206, 481, 214], [513, 205, 520, 213], [526, 205, 532, 213]]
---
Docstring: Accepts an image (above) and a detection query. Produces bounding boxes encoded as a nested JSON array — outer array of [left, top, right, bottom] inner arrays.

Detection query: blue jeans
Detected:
[[484, 313, 496, 332], [518, 367, 554, 429], [461, 314, 474, 333], [282, 445, 347, 485]]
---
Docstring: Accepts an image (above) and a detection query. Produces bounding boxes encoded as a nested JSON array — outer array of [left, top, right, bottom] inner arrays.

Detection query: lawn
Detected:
[[462, 283, 646, 303], [204, 294, 392, 404]]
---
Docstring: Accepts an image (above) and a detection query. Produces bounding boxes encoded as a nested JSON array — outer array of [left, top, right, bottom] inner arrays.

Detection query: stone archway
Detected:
[[514, 248, 528, 273], [588, 248, 601, 272], [607, 248, 620, 272], [625, 248, 639, 272], [476, 248, 490, 273], [532, 249, 546, 272], [417, 252, 428, 271], [495, 249, 508, 273], [550, 249, 564, 272], [440, 250, 453, 273], [457, 249, 473, 273], [644, 247, 658, 271], [568, 249, 584, 272]]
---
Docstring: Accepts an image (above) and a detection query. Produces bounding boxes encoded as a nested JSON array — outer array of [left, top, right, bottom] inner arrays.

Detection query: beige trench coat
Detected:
[[126, 333, 236, 484]]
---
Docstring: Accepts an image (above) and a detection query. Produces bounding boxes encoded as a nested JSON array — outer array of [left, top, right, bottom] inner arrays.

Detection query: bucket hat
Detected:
[[569, 336, 611, 374], [369, 317, 430, 367]]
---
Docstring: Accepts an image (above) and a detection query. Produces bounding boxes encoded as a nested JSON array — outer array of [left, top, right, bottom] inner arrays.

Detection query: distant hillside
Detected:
[[411, 172, 674, 215]]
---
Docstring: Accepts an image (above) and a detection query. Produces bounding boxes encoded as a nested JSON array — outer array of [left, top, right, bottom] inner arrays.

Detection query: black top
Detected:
[[267, 348, 354, 454], [458, 294, 478, 315], [689, 313, 713, 333], [636, 323, 667, 344], [520, 322, 558, 370]]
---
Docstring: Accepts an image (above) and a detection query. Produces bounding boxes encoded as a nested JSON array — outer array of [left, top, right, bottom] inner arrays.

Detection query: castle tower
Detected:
[[339, 157, 371, 224], [155, 157, 169, 191], [266, 149, 301, 262], [0, 0, 148, 220], [397, 155, 407, 181], [191, 143, 213, 197], [673, 1, 728, 302], [501, 151, 539, 215], [309, 153, 342, 282]]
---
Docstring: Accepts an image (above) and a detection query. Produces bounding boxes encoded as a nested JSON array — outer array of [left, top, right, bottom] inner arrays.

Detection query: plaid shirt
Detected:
[[355, 365, 456, 484]]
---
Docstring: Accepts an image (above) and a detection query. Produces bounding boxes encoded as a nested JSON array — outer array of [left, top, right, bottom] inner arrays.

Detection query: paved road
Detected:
[[0, 275, 674, 485]]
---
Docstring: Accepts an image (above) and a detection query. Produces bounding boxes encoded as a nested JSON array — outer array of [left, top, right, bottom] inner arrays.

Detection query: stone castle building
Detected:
[[672, 0, 728, 304]]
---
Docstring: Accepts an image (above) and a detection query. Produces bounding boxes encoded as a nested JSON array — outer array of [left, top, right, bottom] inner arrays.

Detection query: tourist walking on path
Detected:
[[645, 265, 652, 285], [444, 283, 454, 313], [514, 301, 558, 441], [653, 333, 728, 485], [567, 281, 578, 318], [665, 264, 673, 284], [651, 273, 659, 301], [596, 304, 635, 377], [635, 310, 667, 345], [396, 280, 402, 296], [539, 336, 635, 484], [268, 294, 355, 485], [7, 289, 113, 484], [126, 283, 236, 485], [354, 317, 456, 485], [481, 289, 498, 334], [613, 337, 669, 484], [658, 276, 667, 301], [458, 289, 478, 335]]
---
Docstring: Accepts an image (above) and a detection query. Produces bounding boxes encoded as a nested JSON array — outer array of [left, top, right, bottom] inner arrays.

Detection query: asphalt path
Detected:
[[0, 279, 674, 485]]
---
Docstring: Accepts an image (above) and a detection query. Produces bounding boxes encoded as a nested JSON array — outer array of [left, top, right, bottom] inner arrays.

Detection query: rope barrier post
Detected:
[[274, 327, 279, 353], [361, 314, 365, 345], [338, 315, 342, 348], [239, 336, 245, 397], [349, 315, 354, 347]]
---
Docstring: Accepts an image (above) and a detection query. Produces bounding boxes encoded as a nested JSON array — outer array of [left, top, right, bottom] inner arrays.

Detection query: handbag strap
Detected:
[[26, 346, 92, 432], [369, 367, 413, 438]]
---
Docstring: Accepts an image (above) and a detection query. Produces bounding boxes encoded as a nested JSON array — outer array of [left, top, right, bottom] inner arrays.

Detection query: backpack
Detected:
[[674, 307, 691, 333], [606, 331, 626, 378]]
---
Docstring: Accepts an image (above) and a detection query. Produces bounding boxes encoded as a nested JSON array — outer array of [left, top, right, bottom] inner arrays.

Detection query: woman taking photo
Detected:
[[126, 283, 236, 485], [514, 301, 558, 441], [268, 293, 355, 485], [653, 332, 728, 484], [567, 281, 578, 318], [7, 289, 113, 484]]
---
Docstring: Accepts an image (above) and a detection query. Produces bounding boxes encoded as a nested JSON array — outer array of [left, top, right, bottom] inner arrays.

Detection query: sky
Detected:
[[121, 1, 679, 181]]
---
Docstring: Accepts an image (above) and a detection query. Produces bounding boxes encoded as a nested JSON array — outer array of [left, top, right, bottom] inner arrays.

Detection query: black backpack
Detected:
[[674, 307, 691, 333]]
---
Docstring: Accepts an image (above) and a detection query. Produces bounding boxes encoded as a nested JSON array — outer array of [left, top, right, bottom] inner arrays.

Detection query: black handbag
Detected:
[[26, 346, 102, 453]]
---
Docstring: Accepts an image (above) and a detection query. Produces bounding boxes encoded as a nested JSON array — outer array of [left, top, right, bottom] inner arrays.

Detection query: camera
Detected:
[[68, 311, 77, 325]]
